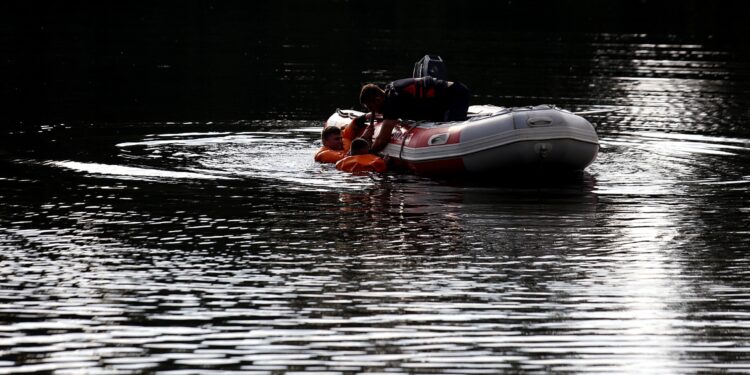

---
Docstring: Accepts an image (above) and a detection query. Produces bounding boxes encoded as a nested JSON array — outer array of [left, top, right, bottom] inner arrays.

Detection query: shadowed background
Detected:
[[1, 0, 748, 123]]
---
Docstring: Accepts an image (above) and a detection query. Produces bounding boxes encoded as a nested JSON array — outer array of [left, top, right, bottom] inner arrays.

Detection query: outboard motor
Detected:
[[413, 55, 447, 80]]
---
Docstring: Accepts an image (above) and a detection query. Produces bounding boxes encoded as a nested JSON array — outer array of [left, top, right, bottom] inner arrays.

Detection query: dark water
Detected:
[[2, 2, 750, 374]]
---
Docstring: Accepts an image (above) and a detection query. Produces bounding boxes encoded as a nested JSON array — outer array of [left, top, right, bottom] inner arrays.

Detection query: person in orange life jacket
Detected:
[[358, 77, 469, 152], [335, 138, 387, 174], [314, 126, 347, 163], [341, 113, 372, 152]]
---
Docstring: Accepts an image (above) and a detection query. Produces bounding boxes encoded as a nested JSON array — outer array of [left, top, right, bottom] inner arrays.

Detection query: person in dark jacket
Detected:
[[358, 77, 469, 151]]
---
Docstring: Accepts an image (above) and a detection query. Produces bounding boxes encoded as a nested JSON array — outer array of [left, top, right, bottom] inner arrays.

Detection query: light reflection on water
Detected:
[[2, 121, 749, 373], [2, 36, 750, 373]]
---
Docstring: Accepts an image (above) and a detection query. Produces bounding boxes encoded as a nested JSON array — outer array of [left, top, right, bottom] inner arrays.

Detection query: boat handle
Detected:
[[428, 133, 449, 145], [528, 117, 553, 126]]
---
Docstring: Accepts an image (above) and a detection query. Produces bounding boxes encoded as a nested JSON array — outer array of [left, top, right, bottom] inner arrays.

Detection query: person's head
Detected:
[[359, 84, 385, 113], [350, 138, 370, 155], [321, 126, 343, 150]]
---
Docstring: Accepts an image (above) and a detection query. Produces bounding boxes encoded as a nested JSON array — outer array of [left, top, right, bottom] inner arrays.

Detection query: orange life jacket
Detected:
[[335, 154, 387, 173], [314, 146, 347, 163], [341, 121, 367, 153]]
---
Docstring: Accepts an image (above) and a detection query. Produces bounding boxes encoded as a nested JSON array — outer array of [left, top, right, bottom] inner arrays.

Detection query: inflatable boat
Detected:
[[325, 104, 599, 176]]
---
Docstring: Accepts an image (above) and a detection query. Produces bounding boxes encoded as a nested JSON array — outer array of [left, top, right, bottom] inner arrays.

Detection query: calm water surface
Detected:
[[2, 32, 750, 374]]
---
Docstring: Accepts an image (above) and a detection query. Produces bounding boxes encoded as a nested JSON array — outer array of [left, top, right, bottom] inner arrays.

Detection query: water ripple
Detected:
[[2, 31, 750, 374]]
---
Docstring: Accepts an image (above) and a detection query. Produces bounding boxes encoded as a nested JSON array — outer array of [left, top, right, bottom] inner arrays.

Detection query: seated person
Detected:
[[358, 77, 470, 152], [314, 126, 346, 163], [335, 138, 387, 174]]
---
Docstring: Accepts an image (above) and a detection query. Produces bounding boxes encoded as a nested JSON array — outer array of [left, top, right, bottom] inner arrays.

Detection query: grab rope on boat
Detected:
[[336, 108, 359, 119]]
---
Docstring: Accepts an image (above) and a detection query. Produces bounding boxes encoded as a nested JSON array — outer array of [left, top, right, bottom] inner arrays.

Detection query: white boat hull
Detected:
[[326, 105, 599, 176]]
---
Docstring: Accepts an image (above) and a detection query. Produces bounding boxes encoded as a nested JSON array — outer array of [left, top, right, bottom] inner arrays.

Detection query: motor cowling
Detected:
[[413, 55, 447, 80]]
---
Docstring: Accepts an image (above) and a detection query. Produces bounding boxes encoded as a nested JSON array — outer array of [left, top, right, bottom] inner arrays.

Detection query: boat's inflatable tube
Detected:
[[325, 104, 599, 176]]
